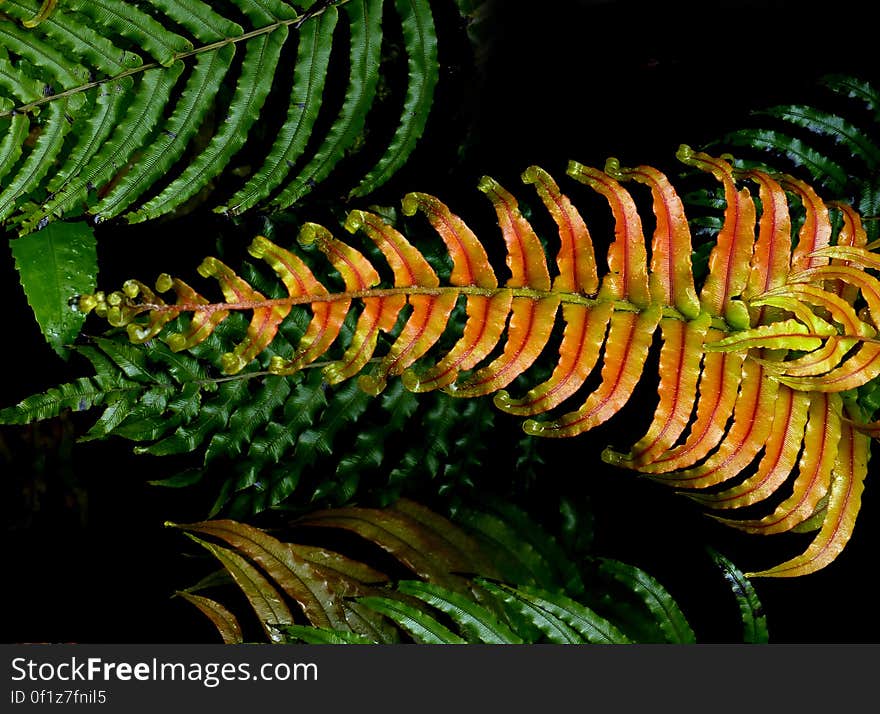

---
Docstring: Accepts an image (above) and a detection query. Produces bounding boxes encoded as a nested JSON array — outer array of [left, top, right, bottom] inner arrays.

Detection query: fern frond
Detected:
[[355, 594, 465, 643], [716, 73, 880, 243], [174, 591, 244, 644], [274, 624, 376, 644], [349, 0, 438, 198], [212, 11, 337, 217], [590, 558, 696, 644], [171, 518, 368, 631], [26, 148, 880, 575], [0, 0, 459, 232], [38, 303, 508, 516], [393, 580, 524, 643], [181, 532, 295, 642], [172, 499, 759, 644], [707, 548, 769, 643], [265, 0, 384, 211], [477, 579, 630, 644]]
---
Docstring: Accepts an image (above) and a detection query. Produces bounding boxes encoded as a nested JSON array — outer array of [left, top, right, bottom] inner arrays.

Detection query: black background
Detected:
[[3, 0, 880, 644]]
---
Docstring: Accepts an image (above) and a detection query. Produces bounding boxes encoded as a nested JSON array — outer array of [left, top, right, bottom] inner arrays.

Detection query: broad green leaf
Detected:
[[10, 221, 97, 359]]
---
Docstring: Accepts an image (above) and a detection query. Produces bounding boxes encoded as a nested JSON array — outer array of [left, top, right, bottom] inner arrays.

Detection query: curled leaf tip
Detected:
[[520, 165, 543, 185], [196, 258, 217, 279], [126, 324, 150, 342], [344, 209, 367, 234], [492, 390, 512, 408], [297, 222, 327, 246], [166, 333, 187, 352], [268, 356, 288, 374], [77, 294, 99, 314], [247, 235, 272, 259], [476, 175, 502, 195], [400, 369, 421, 391], [221, 353, 247, 375], [603, 157, 623, 178], [155, 273, 173, 293], [400, 193, 421, 216], [357, 373, 387, 396], [600, 447, 626, 466], [106, 306, 125, 326], [565, 159, 587, 178], [522, 419, 545, 436]]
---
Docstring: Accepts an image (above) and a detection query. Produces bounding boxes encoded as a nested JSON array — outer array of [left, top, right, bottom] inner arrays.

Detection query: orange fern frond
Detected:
[[84, 145, 880, 577]]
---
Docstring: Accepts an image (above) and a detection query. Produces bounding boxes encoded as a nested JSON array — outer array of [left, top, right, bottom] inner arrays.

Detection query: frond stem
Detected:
[[124, 285, 734, 330]]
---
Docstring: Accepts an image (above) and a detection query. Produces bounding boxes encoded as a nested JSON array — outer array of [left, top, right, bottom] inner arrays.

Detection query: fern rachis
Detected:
[[65, 145, 880, 578]]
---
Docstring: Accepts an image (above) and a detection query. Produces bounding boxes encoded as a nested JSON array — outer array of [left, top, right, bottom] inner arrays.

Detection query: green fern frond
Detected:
[[348, 0, 438, 198], [453, 497, 585, 594], [273, 624, 376, 644], [714, 73, 880, 243], [392, 580, 524, 644], [0, 0, 461, 233], [354, 594, 466, 643], [168, 499, 764, 644], [708, 548, 769, 644], [476, 579, 630, 644], [592, 558, 696, 644], [0, 309, 515, 516]]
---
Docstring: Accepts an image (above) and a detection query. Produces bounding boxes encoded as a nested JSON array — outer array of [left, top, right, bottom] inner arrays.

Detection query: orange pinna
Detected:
[[86, 146, 880, 577]]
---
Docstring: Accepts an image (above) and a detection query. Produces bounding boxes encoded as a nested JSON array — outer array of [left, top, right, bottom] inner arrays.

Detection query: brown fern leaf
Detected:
[[84, 145, 880, 577]]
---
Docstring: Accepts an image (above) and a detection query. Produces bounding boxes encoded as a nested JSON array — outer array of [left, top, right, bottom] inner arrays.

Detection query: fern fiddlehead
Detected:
[[72, 146, 880, 577]]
